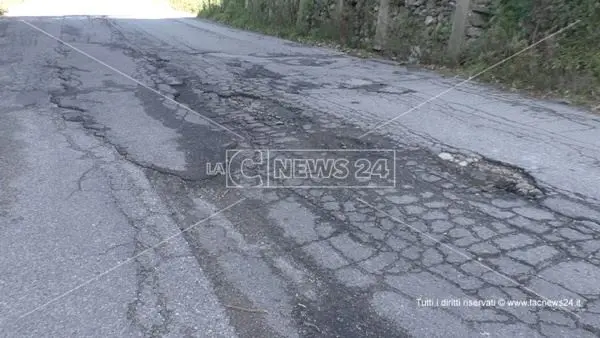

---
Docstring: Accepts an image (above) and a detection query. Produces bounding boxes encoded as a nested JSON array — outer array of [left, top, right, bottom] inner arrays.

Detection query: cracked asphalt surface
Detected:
[[1, 2, 600, 337]]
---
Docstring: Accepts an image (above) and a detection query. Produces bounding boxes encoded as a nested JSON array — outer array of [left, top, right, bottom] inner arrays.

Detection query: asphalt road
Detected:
[[1, 2, 600, 337]]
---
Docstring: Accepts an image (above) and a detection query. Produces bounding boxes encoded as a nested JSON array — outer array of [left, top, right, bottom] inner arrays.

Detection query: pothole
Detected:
[[437, 151, 545, 199]]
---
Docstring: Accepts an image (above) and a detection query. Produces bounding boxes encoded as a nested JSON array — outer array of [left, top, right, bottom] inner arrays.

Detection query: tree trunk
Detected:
[[448, 0, 471, 64], [374, 0, 390, 51], [336, 0, 344, 23], [337, 0, 348, 44], [296, 0, 312, 34]]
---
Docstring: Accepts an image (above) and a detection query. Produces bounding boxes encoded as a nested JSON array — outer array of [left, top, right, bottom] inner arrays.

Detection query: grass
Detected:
[[197, 0, 324, 41], [457, 0, 600, 108]]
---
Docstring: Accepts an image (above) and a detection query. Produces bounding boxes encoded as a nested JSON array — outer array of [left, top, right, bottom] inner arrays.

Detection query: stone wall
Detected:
[[335, 0, 495, 62], [376, 0, 457, 62], [467, 0, 494, 40], [403, 0, 456, 27], [244, 0, 495, 62], [387, 0, 494, 60]]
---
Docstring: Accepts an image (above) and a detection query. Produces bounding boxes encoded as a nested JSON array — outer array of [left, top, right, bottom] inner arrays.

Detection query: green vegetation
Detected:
[[187, 0, 599, 106], [0, 0, 24, 15], [168, 0, 216, 14], [198, 0, 336, 40], [464, 0, 600, 104]]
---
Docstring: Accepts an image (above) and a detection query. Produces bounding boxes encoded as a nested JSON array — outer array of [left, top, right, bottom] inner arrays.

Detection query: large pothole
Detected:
[[437, 151, 545, 199]]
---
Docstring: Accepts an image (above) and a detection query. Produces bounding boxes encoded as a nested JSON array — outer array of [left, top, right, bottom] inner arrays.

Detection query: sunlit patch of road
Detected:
[[4, 0, 193, 18]]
